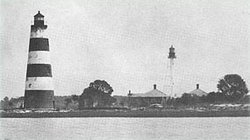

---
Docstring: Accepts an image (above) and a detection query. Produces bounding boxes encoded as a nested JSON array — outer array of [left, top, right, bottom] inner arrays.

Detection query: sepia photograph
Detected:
[[0, 0, 250, 139]]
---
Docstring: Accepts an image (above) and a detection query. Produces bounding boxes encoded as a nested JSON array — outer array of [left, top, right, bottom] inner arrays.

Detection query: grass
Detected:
[[1, 109, 250, 118]]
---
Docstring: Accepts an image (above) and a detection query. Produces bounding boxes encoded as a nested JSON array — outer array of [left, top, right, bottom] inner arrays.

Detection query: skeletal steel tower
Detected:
[[168, 45, 176, 97], [24, 11, 54, 109]]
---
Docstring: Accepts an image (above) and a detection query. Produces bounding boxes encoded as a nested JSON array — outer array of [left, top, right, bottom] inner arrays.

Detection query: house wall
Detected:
[[128, 97, 165, 107]]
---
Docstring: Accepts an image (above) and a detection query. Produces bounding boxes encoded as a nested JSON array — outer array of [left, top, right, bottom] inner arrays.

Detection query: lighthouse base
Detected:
[[24, 90, 54, 109]]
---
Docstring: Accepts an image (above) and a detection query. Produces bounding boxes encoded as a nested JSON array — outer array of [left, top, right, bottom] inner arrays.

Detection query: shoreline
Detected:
[[1, 110, 250, 118]]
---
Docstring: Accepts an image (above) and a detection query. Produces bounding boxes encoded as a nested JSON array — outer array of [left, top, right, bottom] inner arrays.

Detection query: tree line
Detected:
[[0, 74, 249, 110], [167, 74, 249, 106]]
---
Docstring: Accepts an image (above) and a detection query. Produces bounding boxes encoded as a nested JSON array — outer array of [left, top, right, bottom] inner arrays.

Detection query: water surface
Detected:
[[0, 117, 249, 140]]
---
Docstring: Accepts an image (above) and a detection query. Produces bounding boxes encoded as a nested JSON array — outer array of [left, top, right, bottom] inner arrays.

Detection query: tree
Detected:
[[89, 80, 113, 95], [71, 95, 79, 102], [178, 93, 200, 105], [0, 96, 10, 110], [64, 98, 72, 109], [217, 74, 248, 102], [205, 92, 227, 103], [79, 80, 116, 109], [3, 96, 9, 102]]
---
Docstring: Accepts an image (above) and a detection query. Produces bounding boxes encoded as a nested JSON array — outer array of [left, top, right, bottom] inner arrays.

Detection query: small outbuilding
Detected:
[[188, 84, 207, 97], [128, 84, 169, 107]]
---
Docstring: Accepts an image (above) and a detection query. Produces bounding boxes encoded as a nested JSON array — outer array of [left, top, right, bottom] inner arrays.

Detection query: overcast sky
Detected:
[[0, 0, 249, 98]]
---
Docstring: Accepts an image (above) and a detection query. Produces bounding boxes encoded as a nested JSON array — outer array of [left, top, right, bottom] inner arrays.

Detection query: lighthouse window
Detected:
[[36, 17, 44, 20]]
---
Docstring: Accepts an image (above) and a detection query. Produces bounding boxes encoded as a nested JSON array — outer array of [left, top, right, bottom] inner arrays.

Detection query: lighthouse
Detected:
[[24, 11, 54, 109], [168, 45, 176, 97]]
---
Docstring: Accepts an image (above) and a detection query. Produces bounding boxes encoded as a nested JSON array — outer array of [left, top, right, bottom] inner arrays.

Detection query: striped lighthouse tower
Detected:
[[24, 11, 54, 109]]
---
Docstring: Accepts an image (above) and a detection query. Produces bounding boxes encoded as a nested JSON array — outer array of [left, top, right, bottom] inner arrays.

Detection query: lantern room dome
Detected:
[[34, 11, 44, 18]]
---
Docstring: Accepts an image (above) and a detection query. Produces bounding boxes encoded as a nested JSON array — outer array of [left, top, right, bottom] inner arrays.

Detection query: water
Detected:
[[0, 117, 250, 140]]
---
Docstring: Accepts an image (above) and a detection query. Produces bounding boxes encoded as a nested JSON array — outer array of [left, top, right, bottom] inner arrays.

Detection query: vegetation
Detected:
[[78, 80, 116, 109], [126, 74, 249, 108], [0, 96, 24, 110], [172, 74, 249, 106], [217, 74, 248, 102], [0, 74, 249, 111], [63, 95, 79, 110]]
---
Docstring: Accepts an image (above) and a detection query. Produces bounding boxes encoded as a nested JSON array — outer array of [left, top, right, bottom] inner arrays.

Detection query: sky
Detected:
[[0, 0, 249, 99]]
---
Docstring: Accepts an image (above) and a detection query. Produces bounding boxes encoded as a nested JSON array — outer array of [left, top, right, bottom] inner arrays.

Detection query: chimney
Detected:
[[128, 90, 132, 96], [196, 84, 199, 89], [153, 84, 157, 89]]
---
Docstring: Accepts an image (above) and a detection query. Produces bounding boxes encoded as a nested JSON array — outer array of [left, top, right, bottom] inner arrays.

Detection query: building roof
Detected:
[[34, 11, 44, 17], [129, 84, 169, 97], [188, 84, 207, 97], [189, 89, 207, 96]]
